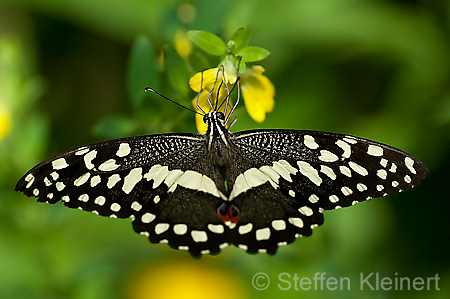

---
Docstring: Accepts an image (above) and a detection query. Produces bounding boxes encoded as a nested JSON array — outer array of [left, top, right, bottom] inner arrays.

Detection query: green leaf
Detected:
[[127, 36, 157, 109], [187, 30, 226, 56], [236, 46, 270, 62], [237, 60, 247, 73], [228, 27, 250, 52], [164, 45, 189, 93]]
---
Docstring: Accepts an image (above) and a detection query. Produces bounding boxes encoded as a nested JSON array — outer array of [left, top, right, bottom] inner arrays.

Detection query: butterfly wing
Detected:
[[227, 129, 428, 253], [15, 134, 230, 256]]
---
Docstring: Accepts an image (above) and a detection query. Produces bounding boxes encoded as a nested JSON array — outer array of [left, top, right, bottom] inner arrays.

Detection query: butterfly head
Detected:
[[203, 111, 226, 127]]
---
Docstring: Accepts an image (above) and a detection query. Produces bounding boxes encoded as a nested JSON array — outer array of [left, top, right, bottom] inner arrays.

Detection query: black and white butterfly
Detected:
[[15, 73, 428, 257]]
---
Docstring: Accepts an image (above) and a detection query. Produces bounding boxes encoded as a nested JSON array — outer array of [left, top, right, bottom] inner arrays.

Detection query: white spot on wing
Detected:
[[380, 158, 388, 168], [367, 144, 383, 156], [288, 217, 304, 228], [320, 165, 336, 180], [84, 150, 97, 170], [155, 223, 169, 234], [318, 150, 339, 162], [110, 203, 121, 212], [389, 163, 397, 173], [329, 195, 339, 203], [26, 175, 35, 189], [341, 186, 353, 196], [131, 201, 142, 211], [75, 147, 89, 155], [25, 173, 34, 182], [107, 174, 121, 189], [174, 224, 188, 235], [74, 172, 91, 187], [349, 161, 368, 176], [164, 170, 184, 188], [56, 182, 65, 191], [238, 223, 253, 235], [98, 159, 120, 171], [78, 194, 89, 202], [343, 137, 358, 144], [52, 158, 69, 170], [94, 196, 106, 206], [304, 135, 319, 149], [272, 160, 297, 182], [259, 165, 280, 184], [404, 157, 417, 174], [404, 175, 412, 183], [299, 206, 313, 216], [141, 212, 156, 223], [198, 175, 220, 197], [50, 172, 59, 181], [208, 224, 224, 234], [339, 165, 352, 177], [255, 228, 271, 241], [357, 183, 367, 192], [336, 140, 351, 159], [176, 170, 202, 190], [297, 161, 322, 186], [229, 173, 250, 200], [377, 169, 388, 180], [272, 220, 286, 231], [90, 175, 101, 187], [238, 244, 248, 251], [116, 143, 131, 157], [191, 230, 208, 242], [308, 194, 319, 203], [244, 168, 270, 188], [122, 168, 143, 194]]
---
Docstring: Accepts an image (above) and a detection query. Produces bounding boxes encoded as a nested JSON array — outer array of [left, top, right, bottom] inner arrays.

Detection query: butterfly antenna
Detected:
[[145, 88, 202, 115], [195, 72, 206, 115], [206, 66, 224, 111], [225, 75, 240, 127]]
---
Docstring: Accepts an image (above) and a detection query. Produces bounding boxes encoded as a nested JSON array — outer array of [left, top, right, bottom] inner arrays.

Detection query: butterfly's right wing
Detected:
[[16, 133, 230, 256]]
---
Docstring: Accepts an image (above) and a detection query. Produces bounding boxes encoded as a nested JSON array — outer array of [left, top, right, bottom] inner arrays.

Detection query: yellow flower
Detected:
[[174, 30, 192, 58], [0, 104, 12, 141], [189, 63, 236, 134], [189, 63, 275, 133], [240, 65, 275, 123], [125, 260, 248, 299]]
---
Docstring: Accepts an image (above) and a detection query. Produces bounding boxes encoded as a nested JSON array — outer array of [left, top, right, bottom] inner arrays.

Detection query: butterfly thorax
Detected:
[[203, 112, 232, 165]]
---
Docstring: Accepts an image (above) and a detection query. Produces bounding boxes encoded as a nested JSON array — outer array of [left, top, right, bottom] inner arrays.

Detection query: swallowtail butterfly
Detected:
[[16, 73, 427, 257]]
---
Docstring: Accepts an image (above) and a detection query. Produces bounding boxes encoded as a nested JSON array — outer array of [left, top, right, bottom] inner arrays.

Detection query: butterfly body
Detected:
[[16, 111, 427, 257]]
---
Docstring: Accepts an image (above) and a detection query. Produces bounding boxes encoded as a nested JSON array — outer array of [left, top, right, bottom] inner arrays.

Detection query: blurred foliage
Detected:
[[0, 0, 449, 298]]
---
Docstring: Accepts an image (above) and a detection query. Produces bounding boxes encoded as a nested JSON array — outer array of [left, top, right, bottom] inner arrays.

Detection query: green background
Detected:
[[0, 0, 448, 298]]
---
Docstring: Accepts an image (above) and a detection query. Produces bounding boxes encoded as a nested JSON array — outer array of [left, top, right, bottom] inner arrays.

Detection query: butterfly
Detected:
[[15, 72, 428, 257]]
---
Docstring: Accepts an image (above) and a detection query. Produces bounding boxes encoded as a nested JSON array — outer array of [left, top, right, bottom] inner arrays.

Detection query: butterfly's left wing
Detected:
[[227, 129, 428, 254], [15, 134, 230, 257]]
